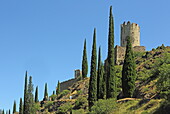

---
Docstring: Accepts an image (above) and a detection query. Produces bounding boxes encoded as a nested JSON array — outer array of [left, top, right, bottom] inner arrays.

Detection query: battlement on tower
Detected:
[[121, 21, 140, 30], [115, 21, 145, 65], [121, 21, 140, 47]]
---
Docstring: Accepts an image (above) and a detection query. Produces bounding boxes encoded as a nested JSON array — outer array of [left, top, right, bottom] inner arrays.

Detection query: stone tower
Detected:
[[121, 21, 140, 47], [115, 21, 145, 65]]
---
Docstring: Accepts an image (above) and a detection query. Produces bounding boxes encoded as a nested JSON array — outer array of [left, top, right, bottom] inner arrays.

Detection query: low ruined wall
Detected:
[[133, 46, 145, 52], [60, 78, 77, 92], [115, 45, 146, 65], [115, 45, 126, 65]]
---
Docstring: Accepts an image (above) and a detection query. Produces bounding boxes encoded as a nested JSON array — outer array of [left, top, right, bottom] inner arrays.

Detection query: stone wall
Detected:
[[60, 78, 78, 92], [133, 46, 145, 52], [115, 45, 146, 65], [115, 45, 126, 65]]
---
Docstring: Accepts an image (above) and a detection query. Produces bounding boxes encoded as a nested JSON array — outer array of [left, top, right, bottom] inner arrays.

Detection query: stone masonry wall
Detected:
[[121, 21, 140, 47], [115, 45, 145, 65], [60, 78, 77, 92]]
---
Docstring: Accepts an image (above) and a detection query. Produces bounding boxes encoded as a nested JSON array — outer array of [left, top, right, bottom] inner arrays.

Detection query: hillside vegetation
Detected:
[[36, 45, 170, 114]]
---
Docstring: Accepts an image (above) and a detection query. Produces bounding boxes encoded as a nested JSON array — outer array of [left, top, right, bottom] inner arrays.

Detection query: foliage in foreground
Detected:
[[90, 99, 116, 114]]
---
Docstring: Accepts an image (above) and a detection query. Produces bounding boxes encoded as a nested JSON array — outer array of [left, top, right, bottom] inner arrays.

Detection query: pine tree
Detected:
[[97, 46, 102, 99], [106, 6, 117, 99], [13, 100, 16, 114], [19, 98, 23, 114], [27, 76, 34, 113], [35, 86, 38, 103], [56, 80, 60, 97], [122, 36, 136, 98], [44, 83, 48, 101], [82, 39, 88, 78], [88, 28, 97, 110], [23, 71, 28, 114]]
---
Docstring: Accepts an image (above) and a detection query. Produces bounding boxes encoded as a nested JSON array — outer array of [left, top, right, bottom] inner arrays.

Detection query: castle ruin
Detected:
[[115, 21, 145, 65], [60, 69, 82, 91], [60, 21, 146, 92]]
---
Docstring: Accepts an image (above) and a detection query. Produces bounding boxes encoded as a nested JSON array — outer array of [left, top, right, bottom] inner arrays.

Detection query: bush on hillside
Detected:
[[58, 90, 70, 99], [49, 94, 57, 101], [74, 96, 88, 109], [90, 99, 116, 114], [57, 102, 73, 114]]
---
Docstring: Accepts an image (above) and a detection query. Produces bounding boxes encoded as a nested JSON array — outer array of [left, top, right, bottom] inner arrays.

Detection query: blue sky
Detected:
[[0, 0, 170, 111]]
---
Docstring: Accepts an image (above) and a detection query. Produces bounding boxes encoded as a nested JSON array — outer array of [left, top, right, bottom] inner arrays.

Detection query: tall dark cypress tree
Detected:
[[19, 98, 23, 114], [13, 100, 16, 114], [100, 63, 106, 99], [35, 86, 38, 103], [106, 6, 117, 99], [27, 76, 34, 114], [44, 83, 48, 101], [97, 46, 102, 99], [8, 109, 10, 114], [82, 39, 88, 78], [2, 110, 4, 114], [23, 71, 28, 114], [88, 28, 97, 110], [122, 36, 136, 98], [56, 80, 60, 97]]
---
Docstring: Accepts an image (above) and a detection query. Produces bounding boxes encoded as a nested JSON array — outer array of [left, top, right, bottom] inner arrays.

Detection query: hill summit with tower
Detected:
[[60, 21, 146, 91], [115, 21, 145, 65]]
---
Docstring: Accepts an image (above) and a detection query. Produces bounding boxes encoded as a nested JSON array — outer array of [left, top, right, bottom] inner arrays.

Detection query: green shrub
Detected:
[[115, 65, 122, 93], [49, 94, 57, 101], [75, 96, 88, 109], [77, 90, 83, 95], [156, 64, 170, 100], [59, 90, 70, 99], [134, 52, 145, 58], [72, 109, 85, 114], [44, 101, 53, 108], [32, 103, 41, 112], [90, 99, 116, 114], [58, 102, 73, 114]]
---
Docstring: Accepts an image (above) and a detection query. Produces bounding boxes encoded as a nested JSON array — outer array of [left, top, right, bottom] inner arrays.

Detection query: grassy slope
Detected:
[[40, 45, 170, 114]]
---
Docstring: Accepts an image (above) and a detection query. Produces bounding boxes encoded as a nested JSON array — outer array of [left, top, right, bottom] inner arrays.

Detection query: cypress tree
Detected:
[[44, 83, 48, 101], [82, 39, 88, 78], [8, 109, 10, 114], [122, 36, 136, 98], [53, 91, 55, 95], [88, 28, 97, 110], [19, 98, 23, 114], [27, 76, 34, 113], [13, 100, 16, 114], [23, 71, 28, 114], [56, 80, 60, 97], [35, 86, 38, 103], [2, 110, 4, 114], [106, 6, 117, 99], [101, 63, 106, 99], [97, 46, 102, 99]]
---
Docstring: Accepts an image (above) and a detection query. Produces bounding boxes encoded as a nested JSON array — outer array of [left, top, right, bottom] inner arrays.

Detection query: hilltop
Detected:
[[35, 45, 170, 114]]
